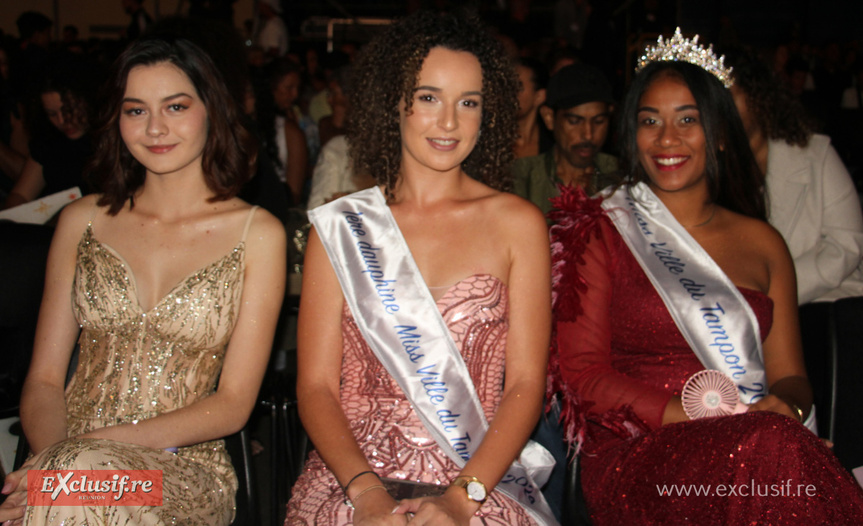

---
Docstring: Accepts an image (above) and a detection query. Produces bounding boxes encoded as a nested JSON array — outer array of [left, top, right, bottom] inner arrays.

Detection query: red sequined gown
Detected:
[[549, 187, 863, 525], [285, 274, 536, 525]]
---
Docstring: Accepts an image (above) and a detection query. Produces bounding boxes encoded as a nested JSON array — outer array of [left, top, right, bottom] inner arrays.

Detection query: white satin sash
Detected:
[[603, 184, 817, 432], [309, 187, 559, 526], [603, 183, 769, 402]]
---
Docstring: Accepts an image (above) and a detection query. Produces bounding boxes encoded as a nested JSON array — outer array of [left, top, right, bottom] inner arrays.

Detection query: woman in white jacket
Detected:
[[727, 48, 863, 304]]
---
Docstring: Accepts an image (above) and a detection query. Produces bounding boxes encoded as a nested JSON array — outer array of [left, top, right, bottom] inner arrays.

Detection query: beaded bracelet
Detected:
[[345, 484, 386, 509]]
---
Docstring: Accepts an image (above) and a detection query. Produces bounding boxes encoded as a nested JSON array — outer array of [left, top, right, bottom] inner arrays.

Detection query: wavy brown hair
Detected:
[[89, 35, 258, 214], [723, 46, 816, 148], [347, 10, 519, 194]]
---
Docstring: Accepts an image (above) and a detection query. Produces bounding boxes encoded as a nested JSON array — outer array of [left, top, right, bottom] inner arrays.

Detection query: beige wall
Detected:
[[0, 0, 254, 41]]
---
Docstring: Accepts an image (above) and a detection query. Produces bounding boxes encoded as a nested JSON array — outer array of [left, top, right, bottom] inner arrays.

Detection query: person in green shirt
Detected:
[[516, 63, 621, 519], [512, 63, 620, 216]]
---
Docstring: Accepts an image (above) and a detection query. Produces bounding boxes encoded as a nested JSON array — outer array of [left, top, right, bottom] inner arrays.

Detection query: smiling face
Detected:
[[398, 47, 483, 177], [119, 62, 209, 179], [636, 73, 707, 195]]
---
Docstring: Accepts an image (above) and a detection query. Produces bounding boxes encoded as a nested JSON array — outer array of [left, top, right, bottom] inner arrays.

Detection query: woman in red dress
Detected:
[[550, 31, 863, 525]]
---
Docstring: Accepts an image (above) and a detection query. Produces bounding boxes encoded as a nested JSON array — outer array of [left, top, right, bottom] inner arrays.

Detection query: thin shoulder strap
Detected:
[[241, 206, 259, 243], [87, 201, 100, 228]]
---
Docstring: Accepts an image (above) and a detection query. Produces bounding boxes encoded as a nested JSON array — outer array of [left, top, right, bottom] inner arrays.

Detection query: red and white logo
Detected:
[[28, 470, 163, 506]]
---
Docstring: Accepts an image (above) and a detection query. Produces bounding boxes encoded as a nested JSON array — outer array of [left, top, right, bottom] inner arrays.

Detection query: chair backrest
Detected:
[[799, 301, 836, 439], [799, 297, 863, 472], [224, 428, 258, 526], [827, 297, 863, 471]]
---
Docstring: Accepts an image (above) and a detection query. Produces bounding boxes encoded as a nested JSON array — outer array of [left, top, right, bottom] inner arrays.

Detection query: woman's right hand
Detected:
[[352, 487, 407, 526]]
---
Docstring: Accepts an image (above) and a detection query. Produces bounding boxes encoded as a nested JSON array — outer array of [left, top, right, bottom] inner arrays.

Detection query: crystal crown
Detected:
[[636, 28, 733, 88]]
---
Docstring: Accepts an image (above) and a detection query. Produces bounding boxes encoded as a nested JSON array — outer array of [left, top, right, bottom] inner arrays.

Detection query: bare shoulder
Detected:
[[733, 212, 789, 258], [244, 205, 287, 255], [717, 208, 793, 280], [484, 191, 547, 234], [54, 194, 103, 239]]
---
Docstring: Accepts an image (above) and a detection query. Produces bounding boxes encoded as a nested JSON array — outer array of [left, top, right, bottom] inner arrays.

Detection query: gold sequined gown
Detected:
[[24, 208, 257, 526], [285, 274, 536, 525]]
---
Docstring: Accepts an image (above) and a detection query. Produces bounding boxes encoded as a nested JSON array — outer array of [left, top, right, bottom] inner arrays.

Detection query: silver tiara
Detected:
[[636, 28, 733, 88]]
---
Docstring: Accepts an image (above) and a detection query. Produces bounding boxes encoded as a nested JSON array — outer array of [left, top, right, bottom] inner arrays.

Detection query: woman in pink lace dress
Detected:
[[285, 11, 553, 526]]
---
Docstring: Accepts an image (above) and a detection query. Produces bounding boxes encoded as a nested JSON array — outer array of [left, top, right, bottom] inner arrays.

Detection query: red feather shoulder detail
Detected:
[[548, 185, 611, 323]]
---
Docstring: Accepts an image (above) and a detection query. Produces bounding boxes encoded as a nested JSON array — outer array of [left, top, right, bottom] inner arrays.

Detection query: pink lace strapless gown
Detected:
[[285, 275, 535, 525]]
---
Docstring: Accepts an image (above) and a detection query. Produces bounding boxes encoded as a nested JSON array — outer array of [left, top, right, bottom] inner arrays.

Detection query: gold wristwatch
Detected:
[[450, 476, 488, 504]]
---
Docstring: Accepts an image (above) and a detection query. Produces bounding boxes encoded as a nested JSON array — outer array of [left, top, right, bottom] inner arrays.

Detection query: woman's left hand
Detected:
[[747, 394, 802, 422], [392, 487, 479, 525], [0, 456, 40, 525]]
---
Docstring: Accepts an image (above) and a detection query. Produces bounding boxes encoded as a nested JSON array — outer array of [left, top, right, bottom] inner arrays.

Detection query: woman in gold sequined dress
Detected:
[[0, 36, 286, 525]]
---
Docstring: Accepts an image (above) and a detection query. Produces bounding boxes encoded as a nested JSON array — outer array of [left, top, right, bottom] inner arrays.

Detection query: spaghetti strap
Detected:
[[86, 201, 100, 229], [241, 206, 259, 243]]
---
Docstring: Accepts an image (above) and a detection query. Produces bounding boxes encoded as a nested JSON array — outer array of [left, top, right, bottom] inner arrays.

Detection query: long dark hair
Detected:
[[619, 60, 766, 220], [348, 10, 519, 195], [89, 35, 257, 214]]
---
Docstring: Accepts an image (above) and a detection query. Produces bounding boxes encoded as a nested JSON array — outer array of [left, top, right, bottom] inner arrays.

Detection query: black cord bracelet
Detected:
[[343, 470, 380, 494]]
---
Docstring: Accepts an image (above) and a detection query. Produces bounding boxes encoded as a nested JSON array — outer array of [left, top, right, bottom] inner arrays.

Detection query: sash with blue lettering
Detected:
[[309, 187, 559, 526], [602, 183, 816, 431]]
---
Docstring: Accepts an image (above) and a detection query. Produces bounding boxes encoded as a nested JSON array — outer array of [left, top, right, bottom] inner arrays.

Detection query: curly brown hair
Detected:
[[89, 35, 258, 214], [347, 10, 519, 195], [723, 46, 816, 148]]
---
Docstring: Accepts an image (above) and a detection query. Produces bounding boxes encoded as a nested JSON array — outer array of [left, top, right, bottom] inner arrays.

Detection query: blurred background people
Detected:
[[726, 48, 863, 304], [512, 62, 619, 216], [513, 56, 551, 159]]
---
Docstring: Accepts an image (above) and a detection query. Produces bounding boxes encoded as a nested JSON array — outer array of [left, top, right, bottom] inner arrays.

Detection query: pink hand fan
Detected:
[[681, 369, 749, 420]]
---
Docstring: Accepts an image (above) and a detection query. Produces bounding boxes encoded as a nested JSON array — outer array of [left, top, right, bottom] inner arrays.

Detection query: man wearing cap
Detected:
[[512, 62, 619, 216]]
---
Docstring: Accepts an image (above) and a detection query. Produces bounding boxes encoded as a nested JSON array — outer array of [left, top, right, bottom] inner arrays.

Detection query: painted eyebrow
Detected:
[[415, 85, 483, 97], [121, 93, 194, 104]]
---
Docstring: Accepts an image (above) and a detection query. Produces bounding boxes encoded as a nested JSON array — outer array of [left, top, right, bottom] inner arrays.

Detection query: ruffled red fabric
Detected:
[[547, 186, 653, 453], [548, 185, 608, 322]]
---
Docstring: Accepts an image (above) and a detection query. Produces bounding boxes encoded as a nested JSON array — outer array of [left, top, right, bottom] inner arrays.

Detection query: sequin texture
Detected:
[[285, 275, 537, 525], [25, 219, 249, 525]]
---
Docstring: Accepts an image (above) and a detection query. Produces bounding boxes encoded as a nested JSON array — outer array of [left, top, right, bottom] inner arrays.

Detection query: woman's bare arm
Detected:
[[19, 197, 92, 452], [748, 223, 812, 420], [296, 227, 407, 525], [3, 157, 45, 209]]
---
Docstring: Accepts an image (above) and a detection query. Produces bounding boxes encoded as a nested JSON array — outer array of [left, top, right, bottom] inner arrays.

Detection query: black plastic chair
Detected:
[[259, 366, 310, 526], [799, 297, 863, 472], [224, 427, 259, 526], [562, 455, 592, 526], [829, 297, 863, 471]]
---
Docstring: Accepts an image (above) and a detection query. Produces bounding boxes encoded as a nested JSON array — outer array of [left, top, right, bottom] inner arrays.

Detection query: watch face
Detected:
[[466, 481, 486, 501]]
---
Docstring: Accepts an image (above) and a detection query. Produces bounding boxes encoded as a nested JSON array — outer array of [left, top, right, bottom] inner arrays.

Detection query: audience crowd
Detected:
[[2, 3, 863, 525]]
